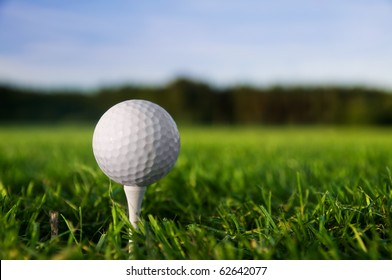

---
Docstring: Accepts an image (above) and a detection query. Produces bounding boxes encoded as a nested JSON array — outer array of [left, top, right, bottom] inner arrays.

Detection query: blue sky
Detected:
[[0, 0, 391, 88]]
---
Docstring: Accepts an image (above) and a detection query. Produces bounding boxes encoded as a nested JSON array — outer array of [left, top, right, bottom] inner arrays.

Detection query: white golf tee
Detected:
[[123, 185, 147, 229]]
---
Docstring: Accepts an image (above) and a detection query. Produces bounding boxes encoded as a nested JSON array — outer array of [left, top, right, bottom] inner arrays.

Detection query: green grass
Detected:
[[0, 125, 392, 259]]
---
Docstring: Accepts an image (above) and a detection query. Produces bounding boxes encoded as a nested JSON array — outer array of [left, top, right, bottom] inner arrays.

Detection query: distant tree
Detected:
[[1, 80, 391, 125]]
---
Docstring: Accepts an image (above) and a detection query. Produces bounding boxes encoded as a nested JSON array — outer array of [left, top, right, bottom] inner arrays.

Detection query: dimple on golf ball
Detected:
[[92, 100, 180, 187]]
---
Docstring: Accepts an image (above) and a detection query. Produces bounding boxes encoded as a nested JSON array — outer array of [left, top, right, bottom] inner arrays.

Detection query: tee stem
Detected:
[[123, 185, 147, 229]]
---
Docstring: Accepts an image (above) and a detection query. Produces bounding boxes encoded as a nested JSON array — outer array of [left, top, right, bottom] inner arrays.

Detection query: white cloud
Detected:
[[0, 0, 391, 88]]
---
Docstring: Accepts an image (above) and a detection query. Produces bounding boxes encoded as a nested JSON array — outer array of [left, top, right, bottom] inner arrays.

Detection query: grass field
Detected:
[[0, 125, 391, 259]]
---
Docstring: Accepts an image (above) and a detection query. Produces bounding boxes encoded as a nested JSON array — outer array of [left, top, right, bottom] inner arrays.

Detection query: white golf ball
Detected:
[[92, 100, 180, 187]]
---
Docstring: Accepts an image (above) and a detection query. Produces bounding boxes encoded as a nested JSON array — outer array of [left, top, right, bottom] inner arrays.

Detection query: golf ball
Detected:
[[92, 100, 180, 187]]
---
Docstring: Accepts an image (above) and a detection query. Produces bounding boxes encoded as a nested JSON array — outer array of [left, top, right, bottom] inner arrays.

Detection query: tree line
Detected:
[[1, 78, 392, 125]]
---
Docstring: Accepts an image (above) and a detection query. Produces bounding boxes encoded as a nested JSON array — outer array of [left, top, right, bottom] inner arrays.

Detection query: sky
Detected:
[[0, 0, 392, 89]]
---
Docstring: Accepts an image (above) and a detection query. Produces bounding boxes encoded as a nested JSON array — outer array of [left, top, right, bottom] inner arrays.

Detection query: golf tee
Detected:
[[123, 185, 147, 229]]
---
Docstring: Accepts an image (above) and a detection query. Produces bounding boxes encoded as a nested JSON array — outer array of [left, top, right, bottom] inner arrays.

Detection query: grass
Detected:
[[0, 125, 391, 259]]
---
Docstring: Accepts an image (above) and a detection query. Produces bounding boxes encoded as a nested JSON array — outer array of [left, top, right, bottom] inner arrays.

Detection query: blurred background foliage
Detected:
[[1, 78, 392, 125]]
